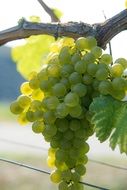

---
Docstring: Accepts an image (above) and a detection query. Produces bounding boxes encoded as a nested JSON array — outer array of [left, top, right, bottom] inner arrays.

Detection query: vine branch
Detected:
[[0, 9, 127, 48], [37, 0, 60, 22]]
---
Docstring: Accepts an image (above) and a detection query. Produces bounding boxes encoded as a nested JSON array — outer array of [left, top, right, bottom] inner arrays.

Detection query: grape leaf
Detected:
[[11, 35, 55, 79], [89, 95, 127, 154]]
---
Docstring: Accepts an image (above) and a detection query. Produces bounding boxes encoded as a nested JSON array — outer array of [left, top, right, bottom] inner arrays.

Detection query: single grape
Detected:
[[52, 83, 67, 97], [39, 80, 51, 92], [115, 58, 127, 69], [46, 96, 59, 110], [98, 80, 112, 95], [112, 77, 126, 90], [82, 74, 93, 85], [75, 164, 86, 176], [69, 119, 81, 131], [61, 169, 72, 182], [56, 103, 69, 118], [69, 72, 82, 85], [43, 111, 56, 124], [83, 52, 96, 64], [85, 36, 97, 50], [95, 68, 109, 80], [20, 82, 33, 95], [75, 37, 88, 50], [29, 76, 39, 89], [71, 172, 80, 182], [32, 121, 45, 133], [71, 53, 81, 64], [56, 118, 69, 132], [69, 105, 82, 118], [71, 83, 87, 97], [17, 95, 31, 108], [86, 63, 98, 76], [26, 110, 36, 122], [60, 64, 74, 77], [50, 169, 62, 183], [74, 60, 87, 74], [91, 46, 102, 58], [100, 54, 112, 64], [58, 181, 68, 190], [55, 149, 68, 162], [59, 46, 71, 64], [10, 101, 24, 114], [64, 92, 79, 107], [110, 63, 124, 77], [47, 64, 60, 77]]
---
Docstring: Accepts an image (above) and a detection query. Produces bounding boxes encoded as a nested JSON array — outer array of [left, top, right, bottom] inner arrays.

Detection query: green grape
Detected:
[[85, 36, 97, 50], [60, 139, 72, 150], [83, 52, 96, 64], [64, 130, 74, 140], [43, 111, 56, 124], [46, 96, 59, 110], [92, 79, 100, 90], [50, 169, 62, 183], [75, 164, 86, 176], [78, 142, 90, 155], [59, 46, 71, 64], [32, 121, 45, 133], [75, 37, 88, 50], [74, 60, 87, 74], [110, 63, 124, 77], [55, 149, 68, 162], [73, 138, 85, 148], [69, 72, 82, 85], [112, 77, 126, 90], [98, 80, 112, 95], [75, 129, 87, 139], [20, 82, 33, 95], [56, 119, 69, 132], [91, 46, 102, 58], [39, 80, 51, 92], [71, 172, 80, 182], [34, 110, 43, 120], [52, 83, 67, 97], [26, 110, 36, 122], [48, 147, 56, 157], [47, 64, 60, 77], [60, 64, 74, 77], [48, 77, 59, 86], [71, 53, 81, 64], [100, 54, 112, 64], [64, 92, 79, 107], [115, 58, 127, 69], [37, 68, 48, 81], [50, 139, 60, 148], [95, 68, 109, 80], [17, 95, 31, 108], [58, 181, 68, 190], [30, 100, 42, 111], [61, 169, 72, 182], [86, 63, 98, 76], [69, 148, 78, 159], [44, 124, 57, 137], [29, 76, 39, 89], [69, 105, 82, 118], [82, 74, 93, 85], [110, 89, 125, 100], [77, 155, 88, 165], [69, 119, 81, 131], [56, 103, 69, 118], [47, 156, 55, 168], [60, 78, 70, 89], [10, 101, 24, 114], [71, 83, 87, 97]]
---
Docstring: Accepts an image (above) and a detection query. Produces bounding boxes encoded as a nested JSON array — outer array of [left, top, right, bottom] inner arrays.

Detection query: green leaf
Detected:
[[11, 35, 55, 79], [52, 8, 63, 19], [89, 96, 127, 154]]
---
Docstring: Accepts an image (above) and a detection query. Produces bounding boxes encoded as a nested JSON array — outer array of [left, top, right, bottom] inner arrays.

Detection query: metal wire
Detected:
[[1, 138, 127, 171], [0, 157, 110, 190]]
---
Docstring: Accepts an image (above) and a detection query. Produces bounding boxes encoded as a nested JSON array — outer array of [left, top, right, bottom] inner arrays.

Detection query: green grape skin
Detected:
[[95, 68, 109, 81], [64, 129, 74, 140], [43, 111, 56, 124], [55, 149, 68, 162], [59, 46, 71, 64], [83, 52, 96, 64], [69, 72, 82, 85], [115, 58, 127, 69], [85, 36, 97, 50], [52, 83, 67, 97], [71, 83, 87, 97], [39, 80, 51, 92], [73, 138, 86, 148], [37, 68, 48, 81], [64, 92, 79, 107], [29, 76, 39, 89], [32, 121, 45, 133], [50, 169, 62, 183], [77, 155, 88, 165], [98, 80, 112, 95], [20, 82, 33, 95], [60, 139, 72, 150], [92, 79, 100, 90], [68, 105, 82, 118], [110, 63, 124, 77], [69, 119, 81, 131], [10, 101, 24, 115], [34, 110, 43, 120], [60, 78, 70, 90], [58, 181, 68, 190], [110, 89, 125, 100], [91, 46, 102, 58], [86, 63, 98, 76], [75, 37, 88, 50], [112, 77, 126, 90], [56, 103, 69, 118], [48, 77, 59, 86], [71, 53, 81, 64], [60, 64, 74, 78], [74, 60, 87, 74], [78, 142, 90, 155], [71, 172, 80, 182], [46, 96, 59, 110], [17, 95, 31, 108], [26, 110, 36, 122], [61, 169, 72, 182], [47, 64, 60, 77], [74, 129, 87, 139], [82, 74, 93, 85], [43, 124, 57, 137], [56, 118, 69, 132], [100, 54, 112, 64], [30, 100, 42, 111], [75, 164, 86, 176]]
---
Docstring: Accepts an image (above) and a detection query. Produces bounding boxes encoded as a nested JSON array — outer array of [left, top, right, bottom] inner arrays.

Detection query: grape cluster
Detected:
[[10, 36, 127, 190]]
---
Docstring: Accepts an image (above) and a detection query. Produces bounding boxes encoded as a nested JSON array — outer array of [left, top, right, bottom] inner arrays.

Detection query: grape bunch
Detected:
[[10, 36, 127, 190]]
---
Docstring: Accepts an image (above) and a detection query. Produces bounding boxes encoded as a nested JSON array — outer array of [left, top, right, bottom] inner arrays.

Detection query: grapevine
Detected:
[[10, 36, 127, 190]]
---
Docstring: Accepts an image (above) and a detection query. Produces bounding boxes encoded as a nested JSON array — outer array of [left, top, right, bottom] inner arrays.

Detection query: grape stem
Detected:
[[0, 9, 127, 48]]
